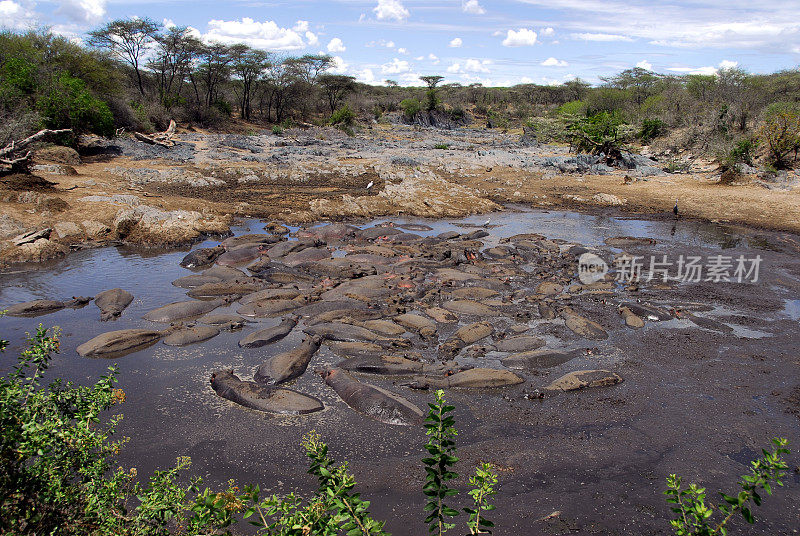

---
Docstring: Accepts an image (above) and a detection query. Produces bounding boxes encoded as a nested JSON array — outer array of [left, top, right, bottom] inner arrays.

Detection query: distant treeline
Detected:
[[2, 21, 800, 166]]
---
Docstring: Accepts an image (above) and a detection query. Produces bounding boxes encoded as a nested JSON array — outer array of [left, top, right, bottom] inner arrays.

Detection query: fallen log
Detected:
[[133, 120, 177, 147], [0, 129, 72, 173]]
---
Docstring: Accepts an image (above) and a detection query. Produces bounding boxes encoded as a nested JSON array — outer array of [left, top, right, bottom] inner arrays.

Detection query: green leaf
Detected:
[[741, 507, 754, 524]]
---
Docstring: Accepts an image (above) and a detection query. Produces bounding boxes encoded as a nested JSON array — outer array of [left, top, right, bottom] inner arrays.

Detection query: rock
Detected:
[[53, 222, 82, 240], [94, 288, 134, 321], [82, 220, 111, 238], [33, 145, 81, 165], [112, 205, 230, 245], [561, 307, 608, 340], [1, 238, 68, 264], [619, 306, 645, 328], [545, 370, 622, 391], [13, 228, 51, 246], [502, 349, 576, 369], [592, 193, 626, 206]]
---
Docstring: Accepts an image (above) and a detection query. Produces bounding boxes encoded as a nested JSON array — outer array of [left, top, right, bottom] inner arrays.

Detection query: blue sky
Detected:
[[3, 0, 800, 86]]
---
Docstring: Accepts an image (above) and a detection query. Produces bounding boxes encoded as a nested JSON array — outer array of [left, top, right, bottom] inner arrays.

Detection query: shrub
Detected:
[[434, 143, 449, 150], [272, 125, 284, 136], [449, 106, 465, 122], [760, 102, 800, 169], [640, 118, 665, 143], [556, 100, 586, 117], [329, 104, 355, 127], [568, 110, 631, 163], [36, 74, 114, 136], [401, 98, 422, 120], [212, 99, 232, 117]]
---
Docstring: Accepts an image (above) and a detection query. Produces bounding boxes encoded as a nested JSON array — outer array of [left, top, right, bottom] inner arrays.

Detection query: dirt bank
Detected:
[[2, 123, 799, 267]]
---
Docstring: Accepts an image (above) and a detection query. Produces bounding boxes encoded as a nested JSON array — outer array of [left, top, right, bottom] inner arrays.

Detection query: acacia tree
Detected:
[[148, 26, 202, 108], [191, 43, 234, 109], [318, 73, 356, 113], [229, 45, 270, 120], [420, 75, 444, 111], [88, 18, 161, 96]]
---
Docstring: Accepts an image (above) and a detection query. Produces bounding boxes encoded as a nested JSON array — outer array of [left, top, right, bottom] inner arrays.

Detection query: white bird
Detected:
[[483, 218, 491, 226], [366, 181, 374, 189]]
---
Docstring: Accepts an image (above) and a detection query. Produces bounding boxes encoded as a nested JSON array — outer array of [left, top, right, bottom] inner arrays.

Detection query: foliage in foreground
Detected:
[[0, 321, 791, 536]]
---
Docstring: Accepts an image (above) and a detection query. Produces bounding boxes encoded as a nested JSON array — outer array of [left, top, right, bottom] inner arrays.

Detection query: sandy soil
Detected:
[[1, 122, 799, 267]]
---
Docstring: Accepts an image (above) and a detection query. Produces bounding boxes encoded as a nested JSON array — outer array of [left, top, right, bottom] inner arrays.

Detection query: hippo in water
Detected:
[[318, 367, 423, 426], [238, 315, 298, 348], [179, 245, 225, 269], [5, 296, 92, 317], [216, 244, 269, 266], [407, 368, 524, 389], [253, 335, 322, 385], [162, 324, 220, 346], [77, 328, 163, 358], [143, 298, 230, 323], [210, 370, 323, 415], [94, 288, 134, 321]]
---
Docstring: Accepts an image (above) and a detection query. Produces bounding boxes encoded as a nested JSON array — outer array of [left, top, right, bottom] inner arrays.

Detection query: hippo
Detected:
[[163, 325, 220, 346], [398, 223, 433, 232], [216, 244, 269, 266], [187, 279, 265, 299], [338, 355, 462, 376], [439, 321, 494, 358], [425, 307, 458, 324], [265, 238, 320, 259], [77, 328, 163, 357], [297, 223, 359, 242], [605, 236, 656, 248], [280, 247, 332, 267], [491, 335, 546, 353], [318, 367, 423, 426], [5, 296, 92, 317], [393, 313, 437, 340], [450, 287, 499, 300], [237, 297, 305, 318], [684, 313, 734, 333], [222, 233, 279, 248], [619, 301, 672, 322], [304, 322, 410, 348], [326, 341, 387, 359], [94, 288, 134, 321], [253, 335, 322, 385], [560, 307, 608, 340], [442, 300, 498, 317], [199, 314, 251, 330], [239, 288, 301, 304], [501, 349, 577, 370], [143, 298, 228, 323], [210, 370, 323, 415], [179, 245, 225, 269], [359, 319, 406, 336], [545, 370, 622, 391], [304, 308, 383, 326], [238, 316, 298, 348], [407, 368, 524, 389], [357, 226, 404, 240], [619, 306, 645, 328]]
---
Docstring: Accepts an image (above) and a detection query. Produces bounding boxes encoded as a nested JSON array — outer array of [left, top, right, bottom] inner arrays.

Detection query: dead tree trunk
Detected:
[[0, 128, 72, 174]]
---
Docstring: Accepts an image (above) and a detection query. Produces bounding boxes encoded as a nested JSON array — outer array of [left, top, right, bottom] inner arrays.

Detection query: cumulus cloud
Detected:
[[327, 37, 346, 52], [572, 32, 633, 42], [541, 57, 568, 67], [204, 18, 309, 50], [0, 0, 37, 29], [447, 58, 492, 74], [429, 53, 440, 64], [329, 56, 349, 74], [305, 31, 319, 46], [462, 0, 485, 15], [449, 37, 462, 47], [56, 0, 106, 24], [502, 28, 538, 46], [373, 0, 409, 22], [667, 59, 739, 75], [636, 59, 652, 70], [541, 27, 555, 37], [381, 58, 411, 74]]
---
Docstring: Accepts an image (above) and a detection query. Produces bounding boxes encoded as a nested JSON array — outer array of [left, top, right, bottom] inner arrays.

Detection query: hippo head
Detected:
[[316, 367, 336, 381]]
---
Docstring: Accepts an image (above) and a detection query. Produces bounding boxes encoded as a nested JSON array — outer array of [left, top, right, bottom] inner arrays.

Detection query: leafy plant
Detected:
[[640, 118, 665, 143], [423, 389, 460, 535], [568, 111, 631, 165], [272, 125, 284, 136], [664, 438, 790, 536], [401, 98, 422, 120], [760, 102, 800, 169], [330, 104, 356, 127], [37, 74, 114, 136], [464, 463, 497, 535], [434, 143, 449, 150]]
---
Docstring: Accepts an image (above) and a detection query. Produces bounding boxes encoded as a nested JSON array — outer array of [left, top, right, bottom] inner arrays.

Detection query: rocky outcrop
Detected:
[[113, 204, 230, 246]]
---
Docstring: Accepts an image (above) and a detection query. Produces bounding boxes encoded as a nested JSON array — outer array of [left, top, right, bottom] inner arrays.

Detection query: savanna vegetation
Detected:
[[0, 319, 792, 535], [3, 21, 800, 171]]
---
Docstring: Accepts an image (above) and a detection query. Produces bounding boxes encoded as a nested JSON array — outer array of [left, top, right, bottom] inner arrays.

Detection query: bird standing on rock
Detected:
[[673, 198, 679, 217]]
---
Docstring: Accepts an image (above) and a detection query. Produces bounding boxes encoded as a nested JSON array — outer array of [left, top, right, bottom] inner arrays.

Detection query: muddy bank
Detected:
[[2, 123, 800, 267]]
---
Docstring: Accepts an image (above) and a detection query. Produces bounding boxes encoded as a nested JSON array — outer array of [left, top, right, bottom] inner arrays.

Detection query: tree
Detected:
[[229, 44, 270, 120], [191, 43, 234, 108], [148, 26, 202, 108], [88, 18, 161, 96], [420, 75, 444, 111], [318, 73, 356, 113]]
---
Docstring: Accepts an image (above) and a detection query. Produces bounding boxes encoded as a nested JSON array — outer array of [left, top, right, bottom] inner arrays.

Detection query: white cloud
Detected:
[[305, 31, 319, 46], [447, 58, 492, 74], [541, 27, 555, 37], [367, 39, 395, 48], [163, 18, 177, 29], [449, 37, 463, 48], [429, 53, 440, 64], [293, 20, 309, 32], [327, 37, 346, 52], [502, 28, 538, 46], [666, 59, 739, 76], [446, 62, 461, 73], [398, 47, 408, 54], [636, 59, 652, 70], [462, 0, 485, 15], [541, 57, 568, 67], [572, 32, 633, 42], [381, 58, 411, 74], [56, 0, 107, 24], [357, 68, 376, 84], [204, 18, 307, 50], [329, 56, 349, 74], [373, 0, 409, 22], [0, 0, 37, 28]]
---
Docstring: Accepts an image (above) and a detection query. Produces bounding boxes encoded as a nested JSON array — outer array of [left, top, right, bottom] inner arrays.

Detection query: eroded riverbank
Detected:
[[1, 207, 799, 535]]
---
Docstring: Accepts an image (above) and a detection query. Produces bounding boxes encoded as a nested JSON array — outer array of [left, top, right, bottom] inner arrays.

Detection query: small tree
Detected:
[[421, 75, 444, 111], [318, 73, 357, 114], [88, 18, 161, 96], [760, 102, 800, 169], [423, 389, 459, 535], [230, 44, 270, 120]]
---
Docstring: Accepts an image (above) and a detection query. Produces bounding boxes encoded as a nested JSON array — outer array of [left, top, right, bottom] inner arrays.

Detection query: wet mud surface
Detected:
[[1, 207, 799, 535]]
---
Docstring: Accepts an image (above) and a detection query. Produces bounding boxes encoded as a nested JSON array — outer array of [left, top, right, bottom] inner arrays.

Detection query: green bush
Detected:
[[272, 125, 284, 136], [329, 104, 355, 127], [569, 110, 631, 162], [36, 74, 114, 136], [212, 99, 232, 117], [760, 102, 800, 169], [640, 118, 665, 142], [401, 98, 422, 120], [556, 100, 586, 117], [449, 106, 465, 122], [434, 143, 449, 150]]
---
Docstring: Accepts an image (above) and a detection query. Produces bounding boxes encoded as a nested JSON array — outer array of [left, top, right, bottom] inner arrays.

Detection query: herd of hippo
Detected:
[[3, 219, 682, 427]]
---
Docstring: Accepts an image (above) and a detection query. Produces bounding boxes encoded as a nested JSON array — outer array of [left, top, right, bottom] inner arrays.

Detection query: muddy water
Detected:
[[1, 206, 799, 535]]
